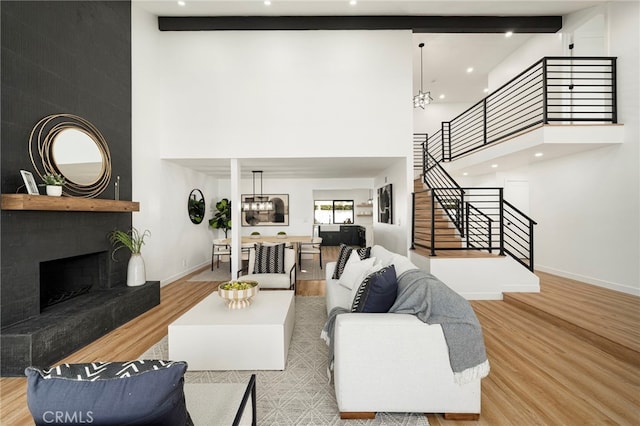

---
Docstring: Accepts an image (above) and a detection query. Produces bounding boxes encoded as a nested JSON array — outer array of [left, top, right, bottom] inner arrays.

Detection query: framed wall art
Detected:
[[20, 170, 40, 195], [378, 184, 392, 224], [241, 194, 289, 226]]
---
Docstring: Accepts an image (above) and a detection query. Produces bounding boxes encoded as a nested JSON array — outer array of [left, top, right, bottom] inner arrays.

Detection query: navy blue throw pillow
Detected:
[[25, 360, 192, 426], [332, 244, 353, 279], [351, 265, 398, 313]]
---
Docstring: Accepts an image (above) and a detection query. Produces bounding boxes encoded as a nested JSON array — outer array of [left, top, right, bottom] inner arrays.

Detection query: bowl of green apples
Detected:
[[218, 280, 259, 309]]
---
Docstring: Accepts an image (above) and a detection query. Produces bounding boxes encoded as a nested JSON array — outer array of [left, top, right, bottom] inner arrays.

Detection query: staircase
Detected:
[[411, 148, 539, 300], [409, 55, 620, 300], [413, 180, 463, 251]]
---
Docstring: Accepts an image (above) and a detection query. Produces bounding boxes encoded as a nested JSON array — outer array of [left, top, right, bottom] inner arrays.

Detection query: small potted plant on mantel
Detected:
[[42, 172, 65, 196], [109, 227, 151, 287]]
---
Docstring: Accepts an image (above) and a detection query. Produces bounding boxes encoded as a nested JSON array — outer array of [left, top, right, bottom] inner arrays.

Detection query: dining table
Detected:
[[220, 235, 313, 246]]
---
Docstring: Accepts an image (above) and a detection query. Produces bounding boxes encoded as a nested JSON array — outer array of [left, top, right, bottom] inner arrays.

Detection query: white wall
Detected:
[[372, 158, 412, 255], [488, 33, 562, 91], [464, 2, 639, 295], [152, 28, 413, 160], [132, 5, 414, 284], [413, 102, 474, 137]]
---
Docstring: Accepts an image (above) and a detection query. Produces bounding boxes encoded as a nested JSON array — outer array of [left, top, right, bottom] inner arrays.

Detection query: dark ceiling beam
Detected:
[[158, 16, 563, 33]]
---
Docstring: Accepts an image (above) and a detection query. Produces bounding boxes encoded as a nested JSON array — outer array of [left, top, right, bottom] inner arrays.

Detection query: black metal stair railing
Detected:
[[428, 56, 616, 162], [423, 151, 465, 234], [503, 200, 537, 271], [411, 56, 617, 271]]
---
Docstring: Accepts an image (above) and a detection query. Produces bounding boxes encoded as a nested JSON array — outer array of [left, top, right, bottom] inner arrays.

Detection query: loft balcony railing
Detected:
[[426, 56, 617, 163], [413, 57, 615, 272]]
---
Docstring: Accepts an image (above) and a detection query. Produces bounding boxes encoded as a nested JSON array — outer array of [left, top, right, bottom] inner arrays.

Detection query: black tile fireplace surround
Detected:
[[0, 211, 160, 377], [1, 281, 160, 377]]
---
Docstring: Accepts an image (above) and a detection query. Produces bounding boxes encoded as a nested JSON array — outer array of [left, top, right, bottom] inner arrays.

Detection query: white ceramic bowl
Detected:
[[218, 281, 259, 309]]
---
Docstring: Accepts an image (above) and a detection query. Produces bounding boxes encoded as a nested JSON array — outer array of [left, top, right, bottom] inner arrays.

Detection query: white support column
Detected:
[[230, 159, 241, 279]]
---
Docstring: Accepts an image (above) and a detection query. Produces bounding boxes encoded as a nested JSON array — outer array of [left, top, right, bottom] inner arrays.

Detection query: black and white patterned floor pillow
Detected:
[[25, 360, 192, 426]]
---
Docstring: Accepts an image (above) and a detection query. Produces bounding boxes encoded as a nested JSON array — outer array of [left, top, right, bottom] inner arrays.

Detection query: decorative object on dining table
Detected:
[[41, 172, 65, 196], [277, 231, 287, 239], [218, 280, 259, 309], [20, 170, 40, 195], [250, 231, 261, 239]]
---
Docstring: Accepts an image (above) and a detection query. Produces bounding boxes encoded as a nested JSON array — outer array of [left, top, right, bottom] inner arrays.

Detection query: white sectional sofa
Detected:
[[325, 245, 483, 420]]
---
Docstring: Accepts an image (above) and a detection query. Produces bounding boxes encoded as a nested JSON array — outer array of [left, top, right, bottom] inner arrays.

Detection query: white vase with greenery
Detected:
[[109, 228, 151, 287]]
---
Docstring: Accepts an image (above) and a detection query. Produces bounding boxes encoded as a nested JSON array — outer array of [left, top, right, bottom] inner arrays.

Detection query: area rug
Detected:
[[141, 297, 429, 425], [189, 261, 326, 282], [297, 258, 327, 281], [188, 266, 231, 282]]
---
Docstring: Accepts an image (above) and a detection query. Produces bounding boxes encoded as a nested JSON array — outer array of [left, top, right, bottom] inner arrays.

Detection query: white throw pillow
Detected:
[[337, 256, 377, 290]]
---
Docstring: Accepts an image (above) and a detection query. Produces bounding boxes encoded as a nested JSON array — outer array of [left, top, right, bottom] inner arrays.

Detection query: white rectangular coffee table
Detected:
[[168, 290, 295, 370]]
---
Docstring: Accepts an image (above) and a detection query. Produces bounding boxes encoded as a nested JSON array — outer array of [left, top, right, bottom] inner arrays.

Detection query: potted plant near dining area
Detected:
[[209, 198, 232, 238]]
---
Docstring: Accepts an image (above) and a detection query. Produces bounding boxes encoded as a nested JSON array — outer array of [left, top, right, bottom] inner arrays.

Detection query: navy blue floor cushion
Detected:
[[25, 360, 192, 426]]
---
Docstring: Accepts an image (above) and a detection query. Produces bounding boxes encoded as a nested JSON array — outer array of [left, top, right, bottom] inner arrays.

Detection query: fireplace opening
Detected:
[[40, 251, 108, 310]]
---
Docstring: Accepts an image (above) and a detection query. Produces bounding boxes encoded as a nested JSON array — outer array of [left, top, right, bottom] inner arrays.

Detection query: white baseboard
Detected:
[[535, 265, 640, 296], [161, 261, 209, 287]]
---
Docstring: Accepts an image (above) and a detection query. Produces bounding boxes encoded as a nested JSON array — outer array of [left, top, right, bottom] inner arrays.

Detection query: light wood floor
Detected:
[[1, 250, 639, 425]]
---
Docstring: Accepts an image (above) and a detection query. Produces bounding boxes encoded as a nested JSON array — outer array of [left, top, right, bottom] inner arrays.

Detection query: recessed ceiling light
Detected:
[[349, 0, 357, 5], [439, 94, 445, 99], [463, 172, 468, 176], [483, 88, 489, 93], [534, 152, 544, 157], [264, 0, 271, 5], [491, 164, 498, 168], [505, 31, 514, 38], [177, 0, 185, 6], [466, 67, 474, 73]]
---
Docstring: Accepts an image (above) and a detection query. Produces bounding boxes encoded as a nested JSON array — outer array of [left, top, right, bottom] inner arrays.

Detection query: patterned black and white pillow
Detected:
[[34, 360, 180, 380], [356, 246, 371, 260], [25, 360, 192, 426], [254, 243, 285, 274], [332, 244, 353, 280]]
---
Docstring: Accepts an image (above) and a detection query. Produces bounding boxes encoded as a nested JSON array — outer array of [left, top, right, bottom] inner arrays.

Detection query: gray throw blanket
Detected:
[[321, 269, 490, 385]]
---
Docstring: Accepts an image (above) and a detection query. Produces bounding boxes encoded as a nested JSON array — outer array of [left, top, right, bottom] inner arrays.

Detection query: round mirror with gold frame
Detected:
[[29, 114, 111, 198]]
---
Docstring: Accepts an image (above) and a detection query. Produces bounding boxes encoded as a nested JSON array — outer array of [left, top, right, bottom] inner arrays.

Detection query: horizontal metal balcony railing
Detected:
[[427, 56, 617, 162]]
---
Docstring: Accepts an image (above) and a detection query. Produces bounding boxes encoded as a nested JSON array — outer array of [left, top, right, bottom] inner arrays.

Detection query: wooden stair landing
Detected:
[[504, 271, 640, 366]]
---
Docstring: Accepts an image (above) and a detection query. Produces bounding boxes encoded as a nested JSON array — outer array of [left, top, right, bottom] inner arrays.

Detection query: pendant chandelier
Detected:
[[413, 42, 433, 109], [241, 170, 273, 211]]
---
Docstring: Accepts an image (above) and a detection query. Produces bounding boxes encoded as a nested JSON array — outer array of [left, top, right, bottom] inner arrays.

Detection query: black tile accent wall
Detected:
[[0, 1, 155, 376]]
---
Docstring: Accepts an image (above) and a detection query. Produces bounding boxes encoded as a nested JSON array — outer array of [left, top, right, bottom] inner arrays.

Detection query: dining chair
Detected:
[[298, 237, 323, 270], [211, 239, 231, 270]]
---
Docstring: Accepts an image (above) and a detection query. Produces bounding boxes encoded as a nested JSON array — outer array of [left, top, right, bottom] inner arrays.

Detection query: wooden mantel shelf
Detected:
[[1, 194, 139, 212]]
